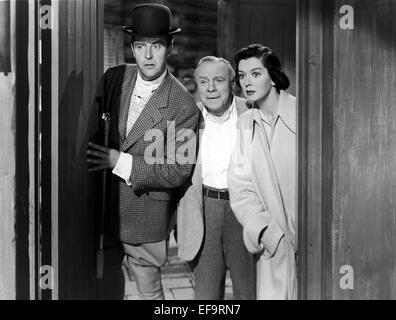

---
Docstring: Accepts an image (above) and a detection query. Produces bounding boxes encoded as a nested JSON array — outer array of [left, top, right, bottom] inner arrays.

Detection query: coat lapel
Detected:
[[191, 111, 205, 208], [118, 66, 137, 141], [120, 72, 171, 152]]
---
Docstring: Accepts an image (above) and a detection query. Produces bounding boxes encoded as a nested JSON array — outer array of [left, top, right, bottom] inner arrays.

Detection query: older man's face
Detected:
[[196, 61, 232, 115]]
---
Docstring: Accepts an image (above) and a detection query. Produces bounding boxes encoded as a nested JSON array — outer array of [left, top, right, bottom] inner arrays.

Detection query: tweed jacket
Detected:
[[176, 96, 249, 261], [227, 90, 296, 299], [96, 64, 200, 244]]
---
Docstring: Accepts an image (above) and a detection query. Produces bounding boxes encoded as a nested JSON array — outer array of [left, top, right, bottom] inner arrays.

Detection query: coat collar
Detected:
[[251, 90, 296, 137], [277, 90, 296, 134]]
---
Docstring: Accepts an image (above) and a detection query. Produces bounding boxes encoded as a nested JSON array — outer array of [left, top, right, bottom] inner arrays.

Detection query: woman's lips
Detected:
[[245, 90, 255, 96]]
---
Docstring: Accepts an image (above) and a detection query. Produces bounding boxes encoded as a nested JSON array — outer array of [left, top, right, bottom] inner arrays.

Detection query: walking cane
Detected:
[[97, 111, 110, 279]]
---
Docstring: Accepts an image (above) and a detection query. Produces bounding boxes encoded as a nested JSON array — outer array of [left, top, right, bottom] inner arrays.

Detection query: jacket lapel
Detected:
[[120, 72, 171, 152], [191, 111, 205, 208]]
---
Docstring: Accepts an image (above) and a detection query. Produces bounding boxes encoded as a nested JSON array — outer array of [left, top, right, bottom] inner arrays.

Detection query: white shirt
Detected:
[[112, 69, 167, 184], [201, 97, 238, 189]]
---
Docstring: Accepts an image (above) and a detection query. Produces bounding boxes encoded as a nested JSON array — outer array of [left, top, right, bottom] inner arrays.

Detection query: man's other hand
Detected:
[[86, 142, 120, 172]]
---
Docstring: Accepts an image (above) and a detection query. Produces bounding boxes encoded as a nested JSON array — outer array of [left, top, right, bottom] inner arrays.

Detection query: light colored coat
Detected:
[[227, 90, 297, 300], [177, 96, 249, 261]]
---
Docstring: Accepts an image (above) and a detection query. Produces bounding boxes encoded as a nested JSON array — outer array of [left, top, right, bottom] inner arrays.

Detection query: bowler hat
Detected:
[[122, 3, 181, 38]]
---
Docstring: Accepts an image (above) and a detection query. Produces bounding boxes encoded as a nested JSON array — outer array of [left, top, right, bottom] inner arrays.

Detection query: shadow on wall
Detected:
[[15, 0, 30, 300], [58, 70, 125, 299]]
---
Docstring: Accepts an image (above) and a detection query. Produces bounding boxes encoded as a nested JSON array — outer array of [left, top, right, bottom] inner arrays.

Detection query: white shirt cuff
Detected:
[[112, 152, 133, 186]]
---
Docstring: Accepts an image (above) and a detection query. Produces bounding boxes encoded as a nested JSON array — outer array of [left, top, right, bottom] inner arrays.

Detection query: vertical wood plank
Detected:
[[217, 0, 236, 63], [57, 0, 68, 299], [297, 0, 325, 300], [97, 0, 104, 82], [0, 0, 16, 300], [28, 0, 37, 300], [51, 0, 60, 300]]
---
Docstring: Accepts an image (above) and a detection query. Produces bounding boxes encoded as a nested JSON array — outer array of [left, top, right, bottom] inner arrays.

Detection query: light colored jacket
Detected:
[[177, 96, 249, 261], [227, 90, 297, 300]]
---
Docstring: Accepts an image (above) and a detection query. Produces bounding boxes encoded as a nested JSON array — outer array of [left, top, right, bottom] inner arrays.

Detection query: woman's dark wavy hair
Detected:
[[233, 44, 290, 91]]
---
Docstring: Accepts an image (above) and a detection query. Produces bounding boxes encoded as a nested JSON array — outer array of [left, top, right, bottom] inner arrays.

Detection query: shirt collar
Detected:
[[202, 96, 236, 124], [135, 68, 168, 93]]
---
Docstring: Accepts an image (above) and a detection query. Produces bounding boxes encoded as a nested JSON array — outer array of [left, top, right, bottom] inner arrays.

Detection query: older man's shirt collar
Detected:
[[202, 96, 236, 124]]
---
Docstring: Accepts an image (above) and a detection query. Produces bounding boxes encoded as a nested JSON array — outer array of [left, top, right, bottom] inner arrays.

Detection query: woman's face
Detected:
[[237, 57, 273, 103]]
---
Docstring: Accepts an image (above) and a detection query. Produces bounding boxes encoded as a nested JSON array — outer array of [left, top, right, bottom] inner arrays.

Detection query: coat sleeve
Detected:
[[228, 120, 284, 257], [129, 103, 200, 190]]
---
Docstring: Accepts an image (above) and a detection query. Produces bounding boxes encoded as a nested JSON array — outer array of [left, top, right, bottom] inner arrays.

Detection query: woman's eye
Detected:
[[238, 74, 245, 80], [252, 72, 261, 78]]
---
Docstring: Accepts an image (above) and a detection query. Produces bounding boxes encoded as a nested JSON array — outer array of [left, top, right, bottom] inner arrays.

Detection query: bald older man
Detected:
[[177, 56, 256, 300]]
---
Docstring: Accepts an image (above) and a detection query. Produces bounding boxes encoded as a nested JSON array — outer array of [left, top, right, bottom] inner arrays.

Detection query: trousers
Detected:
[[123, 240, 168, 300], [192, 195, 256, 300]]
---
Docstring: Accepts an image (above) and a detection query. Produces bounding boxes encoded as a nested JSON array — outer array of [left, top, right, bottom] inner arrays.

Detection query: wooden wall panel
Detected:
[[0, 0, 16, 294], [0, 75, 16, 300], [104, 0, 217, 75], [236, 0, 296, 95], [0, 0, 35, 300]]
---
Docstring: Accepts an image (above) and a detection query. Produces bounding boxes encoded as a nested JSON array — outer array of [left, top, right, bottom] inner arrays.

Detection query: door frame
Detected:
[[296, 0, 334, 300]]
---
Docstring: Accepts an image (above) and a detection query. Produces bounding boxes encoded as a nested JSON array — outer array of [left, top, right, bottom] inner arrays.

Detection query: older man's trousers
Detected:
[[192, 195, 256, 300]]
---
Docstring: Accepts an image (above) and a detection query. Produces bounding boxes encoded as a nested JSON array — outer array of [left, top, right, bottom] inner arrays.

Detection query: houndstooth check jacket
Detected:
[[96, 64, 200, 245]]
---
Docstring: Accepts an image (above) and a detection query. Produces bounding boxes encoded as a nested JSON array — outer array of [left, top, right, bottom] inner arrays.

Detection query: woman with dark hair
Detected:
[[228, 44, 296, 299]]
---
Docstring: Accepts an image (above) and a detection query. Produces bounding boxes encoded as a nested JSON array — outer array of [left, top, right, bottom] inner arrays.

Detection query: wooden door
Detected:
[[298, 0, 396, 299]]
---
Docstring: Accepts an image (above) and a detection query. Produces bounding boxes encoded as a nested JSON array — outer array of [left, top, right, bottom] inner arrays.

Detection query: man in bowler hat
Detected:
[[87, 3, 199, 299]]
